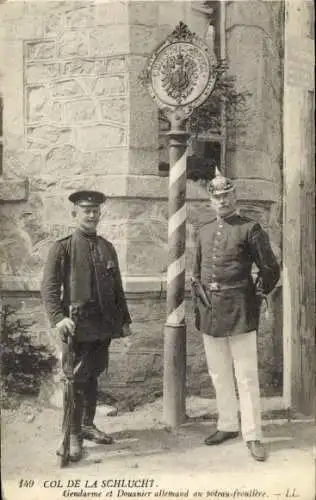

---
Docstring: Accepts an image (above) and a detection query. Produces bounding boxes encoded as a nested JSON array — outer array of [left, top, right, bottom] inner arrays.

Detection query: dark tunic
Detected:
[[192, 213, 280, 337], [41, 229, 131, 343]]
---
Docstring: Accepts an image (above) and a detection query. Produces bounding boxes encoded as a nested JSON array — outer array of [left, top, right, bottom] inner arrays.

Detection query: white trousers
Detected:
[[203, 331, 262, 441]]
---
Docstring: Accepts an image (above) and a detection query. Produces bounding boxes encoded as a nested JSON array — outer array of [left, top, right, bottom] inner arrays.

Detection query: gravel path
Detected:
[[1, 398, 315, 500]]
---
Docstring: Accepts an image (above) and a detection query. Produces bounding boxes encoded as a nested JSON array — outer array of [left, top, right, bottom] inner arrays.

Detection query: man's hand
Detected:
[[122, 323, 132, 337], [56, 317, 75, 342]]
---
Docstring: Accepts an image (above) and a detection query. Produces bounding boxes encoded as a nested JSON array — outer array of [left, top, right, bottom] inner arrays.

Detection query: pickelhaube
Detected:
[[208, 167, 235, 196], [68, 190, 106, 206]]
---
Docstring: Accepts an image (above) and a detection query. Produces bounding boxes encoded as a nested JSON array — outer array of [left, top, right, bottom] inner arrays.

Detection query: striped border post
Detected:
[[163, 116, 190, 426], [142, 22, 217, 428]]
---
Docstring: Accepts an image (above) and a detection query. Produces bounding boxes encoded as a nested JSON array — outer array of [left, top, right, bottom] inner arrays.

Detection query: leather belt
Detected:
[[206, 281, 249, 291]]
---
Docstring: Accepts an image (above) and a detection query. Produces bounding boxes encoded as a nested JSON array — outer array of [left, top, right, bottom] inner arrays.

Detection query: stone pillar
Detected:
[[225, 0, 283, 252], [225, 0, 284, 390], [123, 1, 215, 283]]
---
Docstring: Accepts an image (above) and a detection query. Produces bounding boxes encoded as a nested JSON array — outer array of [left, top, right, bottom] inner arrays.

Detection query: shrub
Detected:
[[1, 306, 57, 407]]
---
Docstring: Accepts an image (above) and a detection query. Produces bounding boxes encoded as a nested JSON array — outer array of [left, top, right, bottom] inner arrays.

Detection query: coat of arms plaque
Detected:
[[145, 22, 217, 120]]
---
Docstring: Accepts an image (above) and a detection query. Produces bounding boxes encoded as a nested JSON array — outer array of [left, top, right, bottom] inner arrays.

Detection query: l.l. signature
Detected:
[[285, 488, 300, 498], [273, 489, 300, 499]]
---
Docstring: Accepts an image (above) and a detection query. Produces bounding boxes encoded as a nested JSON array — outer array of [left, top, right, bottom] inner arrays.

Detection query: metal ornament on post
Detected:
[[144, 21, 217, 426]]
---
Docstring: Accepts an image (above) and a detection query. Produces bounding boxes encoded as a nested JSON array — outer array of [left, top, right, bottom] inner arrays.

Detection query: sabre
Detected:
[[191, 277, 212, 309]]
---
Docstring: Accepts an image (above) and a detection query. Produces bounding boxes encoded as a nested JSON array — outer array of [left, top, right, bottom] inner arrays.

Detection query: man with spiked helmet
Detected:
[[192, 169, 280, 462]]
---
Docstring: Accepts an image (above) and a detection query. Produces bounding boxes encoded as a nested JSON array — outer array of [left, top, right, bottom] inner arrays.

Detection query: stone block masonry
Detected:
[[1, 291, 281, 410], [4, 1, 133, 198], [24, 47, 129, 153]]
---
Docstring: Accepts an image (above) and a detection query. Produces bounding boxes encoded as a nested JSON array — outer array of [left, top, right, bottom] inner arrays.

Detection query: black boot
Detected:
[[247, 440, 267, 462], [204, 430, 239, 446], [81, 378, 113, 445]]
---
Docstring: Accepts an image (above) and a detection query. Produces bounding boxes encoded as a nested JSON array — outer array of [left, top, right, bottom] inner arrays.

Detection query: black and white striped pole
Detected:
[[163, 116, 190, 425], [144, 22, 217, 426]]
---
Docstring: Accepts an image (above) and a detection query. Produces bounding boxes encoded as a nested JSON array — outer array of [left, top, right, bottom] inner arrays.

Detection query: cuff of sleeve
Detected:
[[51, 312, 65, 327]]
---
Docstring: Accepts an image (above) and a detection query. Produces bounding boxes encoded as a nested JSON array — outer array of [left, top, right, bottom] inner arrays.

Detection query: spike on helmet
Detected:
[[208, 167, 235, 195]]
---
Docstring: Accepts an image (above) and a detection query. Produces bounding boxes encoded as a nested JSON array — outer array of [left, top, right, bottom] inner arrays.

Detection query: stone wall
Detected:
[[1, 1, 130, 285], [0, 1, 213, 283], [0, 1, 284, 407], [3, 290, 281, 411], [226, 0, 284, 259]]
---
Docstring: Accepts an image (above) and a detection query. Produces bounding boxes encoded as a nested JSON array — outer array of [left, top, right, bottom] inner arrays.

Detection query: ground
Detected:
[[1, 397, 315, 500]]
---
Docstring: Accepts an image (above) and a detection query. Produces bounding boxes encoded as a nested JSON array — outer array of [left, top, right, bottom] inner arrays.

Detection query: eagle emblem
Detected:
[[160, 52, 199, 103]]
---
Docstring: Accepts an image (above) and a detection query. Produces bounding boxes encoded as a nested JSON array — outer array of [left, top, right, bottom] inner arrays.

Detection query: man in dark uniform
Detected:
[[192, 171, 280, 462], [41, 190, 132, 462]]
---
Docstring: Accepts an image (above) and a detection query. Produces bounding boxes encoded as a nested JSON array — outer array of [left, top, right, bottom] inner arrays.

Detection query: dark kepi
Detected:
[[68, 190, 106, 206]]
